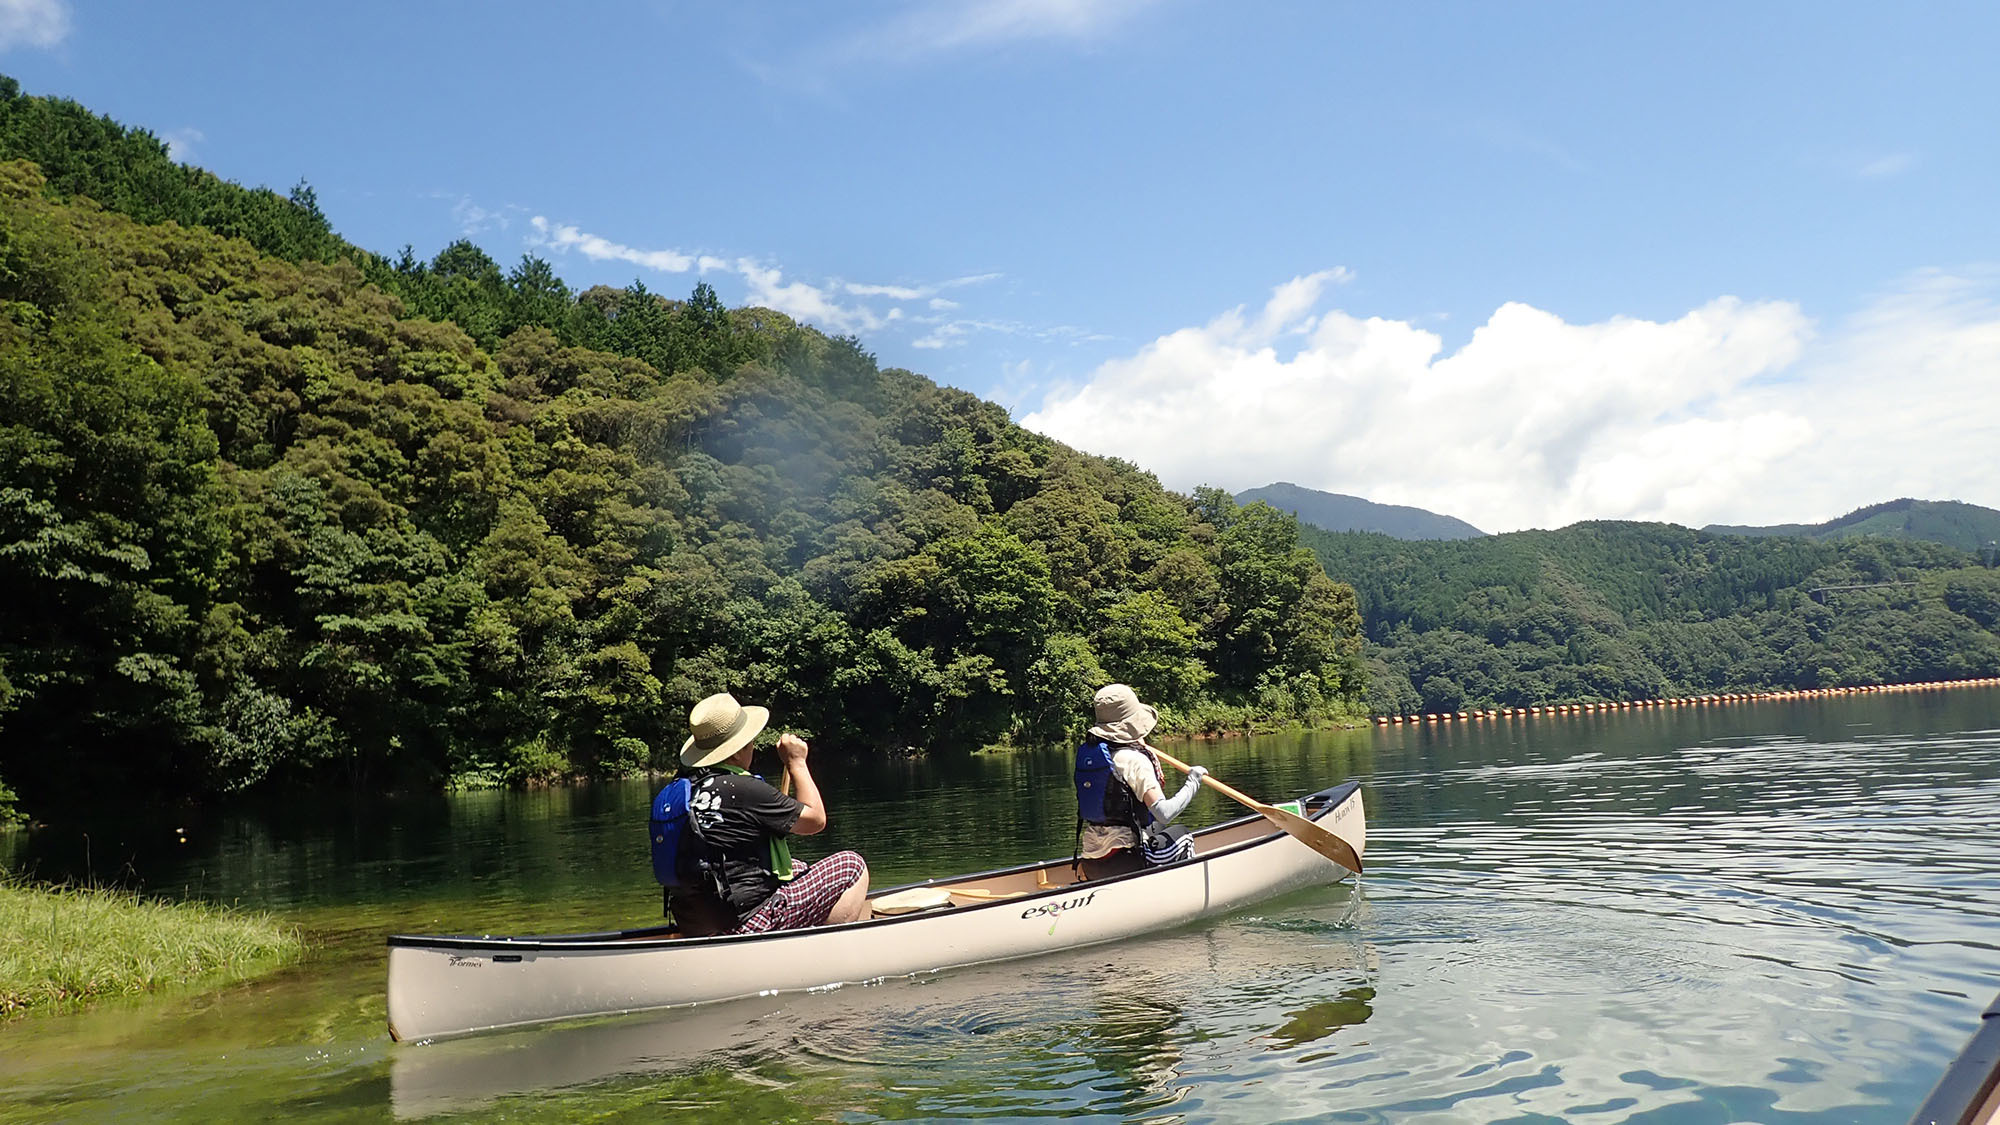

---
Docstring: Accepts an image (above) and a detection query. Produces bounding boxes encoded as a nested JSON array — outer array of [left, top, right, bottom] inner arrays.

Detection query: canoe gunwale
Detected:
[[386, 781, 1361, 955], [1909, 990, 2000, 1125]]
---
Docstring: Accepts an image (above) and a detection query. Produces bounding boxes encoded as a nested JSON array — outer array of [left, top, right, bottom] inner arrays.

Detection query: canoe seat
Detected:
[[869, 887, 956, 916], [944, 887, 1027, 902]]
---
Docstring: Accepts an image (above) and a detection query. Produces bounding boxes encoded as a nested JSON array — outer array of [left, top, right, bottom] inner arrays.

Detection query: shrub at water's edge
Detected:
[[0, 876, 306, 1017]]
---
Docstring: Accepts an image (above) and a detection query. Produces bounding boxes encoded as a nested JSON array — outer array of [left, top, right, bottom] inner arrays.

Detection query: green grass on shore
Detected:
[[0, 876, 306, 1017]]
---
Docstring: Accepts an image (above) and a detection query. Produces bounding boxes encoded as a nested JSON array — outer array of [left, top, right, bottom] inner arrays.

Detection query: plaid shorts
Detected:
[[734, 850, 867, 934]]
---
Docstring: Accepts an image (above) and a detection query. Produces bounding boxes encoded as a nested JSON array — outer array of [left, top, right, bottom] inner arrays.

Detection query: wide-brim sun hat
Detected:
[[680, 692, 771, 768], [1088, 683, 1158, 744]]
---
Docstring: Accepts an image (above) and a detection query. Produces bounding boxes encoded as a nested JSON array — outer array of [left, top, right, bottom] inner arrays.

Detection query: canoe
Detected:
[[1911, 991, 2000, 1125], [386, 780, 1365, 1041], [389, 909, 1377, 1116]]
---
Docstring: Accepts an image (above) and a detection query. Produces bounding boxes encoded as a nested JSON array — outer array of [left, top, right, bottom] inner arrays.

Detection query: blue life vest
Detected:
[[1074, 739, 1152, 830], [649, 778, 705, 888]]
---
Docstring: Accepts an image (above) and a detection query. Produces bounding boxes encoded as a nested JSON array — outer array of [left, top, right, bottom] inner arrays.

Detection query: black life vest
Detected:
[[651, 769, 790, 902]]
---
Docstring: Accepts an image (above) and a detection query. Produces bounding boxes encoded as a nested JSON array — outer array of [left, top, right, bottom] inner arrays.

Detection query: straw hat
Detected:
[[1088, 683, 1157, 744], [679, 692, 771, 768]]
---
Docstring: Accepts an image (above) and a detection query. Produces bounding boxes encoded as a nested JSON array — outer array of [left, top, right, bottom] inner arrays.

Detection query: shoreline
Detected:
[[0, 877, 306, 1019], [1371, 675, 2000, 725]]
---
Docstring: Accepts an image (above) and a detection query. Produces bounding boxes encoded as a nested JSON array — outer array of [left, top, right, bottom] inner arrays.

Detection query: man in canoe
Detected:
[[1073, 683, 1208, 879], [664, 692, 870, 936]]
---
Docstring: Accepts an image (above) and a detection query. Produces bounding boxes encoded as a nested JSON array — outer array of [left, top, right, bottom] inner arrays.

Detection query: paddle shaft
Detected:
[[1149, 747, 1259, 810], [1149, 746, 1364, 873]]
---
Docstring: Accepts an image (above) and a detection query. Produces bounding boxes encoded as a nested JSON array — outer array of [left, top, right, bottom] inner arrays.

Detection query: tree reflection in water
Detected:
[[1263, 985, 1376, 1050]]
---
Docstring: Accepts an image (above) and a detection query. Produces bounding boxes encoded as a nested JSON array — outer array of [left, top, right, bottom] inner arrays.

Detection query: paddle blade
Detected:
[[1149, 746, 1364, 873], [1259, 802, 1364, 874]]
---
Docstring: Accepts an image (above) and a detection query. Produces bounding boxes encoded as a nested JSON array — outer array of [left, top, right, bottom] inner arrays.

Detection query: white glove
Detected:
[[1187, 765, 1209, 785]]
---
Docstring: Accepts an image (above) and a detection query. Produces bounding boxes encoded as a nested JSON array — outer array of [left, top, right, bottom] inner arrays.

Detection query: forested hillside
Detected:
[[1705, 498, 2000, 557], [0, 82, 1364, 818], [1303, 522, 2000, 716]]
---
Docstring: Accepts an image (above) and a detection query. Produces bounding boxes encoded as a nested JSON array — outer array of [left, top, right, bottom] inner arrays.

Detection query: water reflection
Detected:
[[1265, 986, 1375, 1050]]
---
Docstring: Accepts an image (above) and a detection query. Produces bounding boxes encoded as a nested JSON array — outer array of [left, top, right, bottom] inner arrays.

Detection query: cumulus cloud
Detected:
[[1755, 269, 2000, 519], [1021, 270, 2000, 532], [0, 0, 67, 51]]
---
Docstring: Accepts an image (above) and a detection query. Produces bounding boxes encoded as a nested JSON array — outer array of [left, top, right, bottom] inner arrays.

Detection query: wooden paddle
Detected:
[[1150, 747, 1364, 873]]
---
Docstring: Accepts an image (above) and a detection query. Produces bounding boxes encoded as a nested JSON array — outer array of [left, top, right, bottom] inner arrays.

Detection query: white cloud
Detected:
[[914, 318, 1017, 350], [736, 259, 883, 334], [1021, 270, 2000, 532], [1749, 268, 2000, 521], [529, 216, 697, 273], [0, 0, 67, 51], [845, 282, 927, 300], [845, 273, 1002, 302], [527, 215, 1009, 339]]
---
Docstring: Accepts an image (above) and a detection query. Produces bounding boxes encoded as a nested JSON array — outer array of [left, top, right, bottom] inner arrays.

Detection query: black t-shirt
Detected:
[[678, 768, 803, 922]]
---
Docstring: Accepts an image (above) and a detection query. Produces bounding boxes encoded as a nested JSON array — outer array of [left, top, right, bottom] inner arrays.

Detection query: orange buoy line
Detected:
[[1373, 675, 2000, 725]]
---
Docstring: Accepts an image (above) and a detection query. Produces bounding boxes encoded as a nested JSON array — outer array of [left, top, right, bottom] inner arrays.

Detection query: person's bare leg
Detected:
[[823, 866, 871, 925]]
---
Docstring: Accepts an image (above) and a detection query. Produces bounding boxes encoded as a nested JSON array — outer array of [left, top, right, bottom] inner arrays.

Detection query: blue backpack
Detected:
[[1074, 739, 1150, 828], [649, 778, 706, 888]]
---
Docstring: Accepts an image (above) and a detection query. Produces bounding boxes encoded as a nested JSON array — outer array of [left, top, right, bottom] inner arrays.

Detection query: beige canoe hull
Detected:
[[387, 781, 1364, 1042]]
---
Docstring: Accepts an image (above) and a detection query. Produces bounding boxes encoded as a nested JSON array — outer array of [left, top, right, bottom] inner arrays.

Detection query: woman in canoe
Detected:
[[1073, 683, 1208, 879]]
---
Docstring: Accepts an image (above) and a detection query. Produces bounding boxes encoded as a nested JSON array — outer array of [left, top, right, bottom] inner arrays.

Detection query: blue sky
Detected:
[[4, 0, 1997, 532]]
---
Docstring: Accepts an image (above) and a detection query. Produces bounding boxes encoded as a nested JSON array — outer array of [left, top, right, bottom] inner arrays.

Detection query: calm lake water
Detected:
[[3, 688, 1998, 1123]]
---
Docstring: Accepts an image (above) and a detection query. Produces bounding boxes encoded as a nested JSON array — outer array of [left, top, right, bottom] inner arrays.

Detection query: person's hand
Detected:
[[1187, 765, 1209, 785], [776, 733, 809, 765]]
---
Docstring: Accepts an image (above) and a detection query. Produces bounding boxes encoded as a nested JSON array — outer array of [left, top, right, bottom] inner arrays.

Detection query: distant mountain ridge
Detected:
[[1237, 482, 1486, 540], [1705, 498, 2000, 557], [1299, 518, 2000, 718]]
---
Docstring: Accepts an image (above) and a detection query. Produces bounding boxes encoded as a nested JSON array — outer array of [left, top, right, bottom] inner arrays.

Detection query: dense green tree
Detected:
[[0, 123, 1373, 812], [0, 165, 233, 796]]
